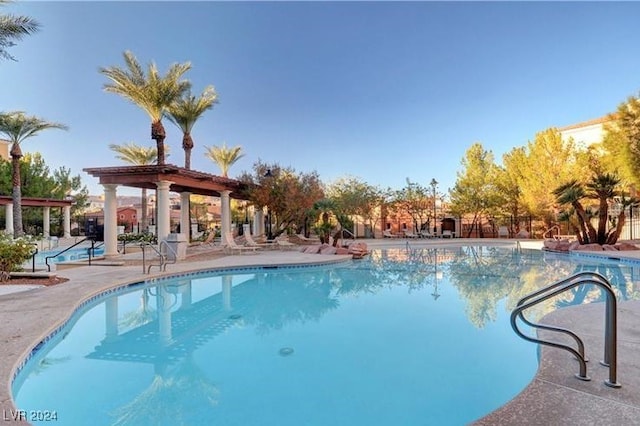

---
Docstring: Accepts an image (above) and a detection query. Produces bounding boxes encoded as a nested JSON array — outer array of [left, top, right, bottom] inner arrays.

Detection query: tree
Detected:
[[238, 162, 324, 238], [553, 180, 594, 244], [0, 111, 67, 237], [0, 0, 39, 61], [390, 179, 432, 233], [325, 176, 383, 238], [449, 143, 500, 237], [0, 153, 87, 236], [100, 51, 191, 166], [511, 128, 581, 226], [601, 96, 640, 192], [109, 142, 159, 232], [167, 86, 218, 170], [204, 142, 244, 177], [586, 172, 620, 243]]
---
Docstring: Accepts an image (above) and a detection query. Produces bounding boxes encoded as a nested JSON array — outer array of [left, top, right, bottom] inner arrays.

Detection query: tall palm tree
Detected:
[[109, 142, 160, 232], [204, 142, 244, 177], [167, 86, 218, 170], [0, 111, 67, 237], [0, 0, 40, 61], [99, 51, 191, 166], [586, 172, 620, 244]]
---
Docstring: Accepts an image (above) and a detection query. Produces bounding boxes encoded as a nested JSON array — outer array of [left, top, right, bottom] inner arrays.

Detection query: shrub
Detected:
[[0, 234, 38, 281]]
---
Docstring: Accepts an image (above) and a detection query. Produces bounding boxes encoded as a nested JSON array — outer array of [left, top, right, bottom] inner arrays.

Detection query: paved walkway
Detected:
[[2, 238, 640, 425]]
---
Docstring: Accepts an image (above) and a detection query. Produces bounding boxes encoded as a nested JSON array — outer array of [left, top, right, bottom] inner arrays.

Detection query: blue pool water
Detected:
[[31, 246, 105, 265], [12, 246, 640, 425]]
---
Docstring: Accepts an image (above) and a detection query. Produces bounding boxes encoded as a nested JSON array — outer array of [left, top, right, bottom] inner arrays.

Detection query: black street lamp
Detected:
[[264, 169, 274, 239], [430, 178, 438, 234]]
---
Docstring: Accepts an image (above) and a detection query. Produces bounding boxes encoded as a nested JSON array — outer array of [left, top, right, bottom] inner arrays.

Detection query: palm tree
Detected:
[[586, 172, 620, 244], [167, 86, 218, 169], [0, 0, 40, 61], [0, 111, 67, 237], [553, 179, 596, 244], [109, 142, 160, 232], [204, 142, 244, 177], [99, 51, 191, 166]]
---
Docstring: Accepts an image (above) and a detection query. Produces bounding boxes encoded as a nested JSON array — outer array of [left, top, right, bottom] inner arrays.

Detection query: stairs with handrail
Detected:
[[511, 271, 621, 388]]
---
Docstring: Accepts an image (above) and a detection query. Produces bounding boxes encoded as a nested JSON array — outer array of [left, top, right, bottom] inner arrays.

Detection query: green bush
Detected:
[[117, 232, 157, 244], [0, 234, 37, 281]]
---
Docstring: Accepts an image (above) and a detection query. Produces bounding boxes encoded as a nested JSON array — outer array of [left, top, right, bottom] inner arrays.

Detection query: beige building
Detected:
[[558, 115, 612, 148], [0, 139, 10, 161]]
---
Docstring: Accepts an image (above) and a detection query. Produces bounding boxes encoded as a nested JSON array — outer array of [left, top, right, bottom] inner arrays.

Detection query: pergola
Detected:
[[83, 164, 262, 258], [0, 195, 73, 238]]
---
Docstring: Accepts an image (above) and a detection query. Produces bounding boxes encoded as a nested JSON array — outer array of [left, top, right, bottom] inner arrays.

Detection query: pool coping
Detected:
[[2, 239, 640, 424]]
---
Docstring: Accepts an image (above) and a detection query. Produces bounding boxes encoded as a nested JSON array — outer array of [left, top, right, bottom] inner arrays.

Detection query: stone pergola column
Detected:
[[102, 184, 119, 258], [254, 209, 264, 237], [5, 203, 13, 235], [42, 206, 50, 238], [220, 190, 231, 245], [63, 205, 71, 238], [180, 192, 190, 239], [156, 180, 172, 244]]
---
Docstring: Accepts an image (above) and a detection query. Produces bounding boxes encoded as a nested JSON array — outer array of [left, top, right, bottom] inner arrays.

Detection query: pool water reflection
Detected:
[[13, 247, 640, 425]]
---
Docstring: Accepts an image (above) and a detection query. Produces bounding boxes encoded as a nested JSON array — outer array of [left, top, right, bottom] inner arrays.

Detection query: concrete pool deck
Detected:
[[2, 238, 640, 424]]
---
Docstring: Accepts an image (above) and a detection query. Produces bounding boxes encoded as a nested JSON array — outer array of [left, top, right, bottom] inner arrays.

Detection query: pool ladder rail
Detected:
[[140, 240, 177, 274], [511, 271, 621, 388]]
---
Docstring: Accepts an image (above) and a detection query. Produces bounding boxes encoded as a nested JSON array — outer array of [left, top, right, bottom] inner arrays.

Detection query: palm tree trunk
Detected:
[[597, 198, 608, 244], [151, 121, 166, 165], [606, 211, 625, 245], [182, 133, 193, 170], [11, 155, 23, 237]]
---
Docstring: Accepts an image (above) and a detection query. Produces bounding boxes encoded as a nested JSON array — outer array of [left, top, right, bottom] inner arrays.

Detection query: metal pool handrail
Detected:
[[44, 237, 95, 272], [511, 271, 621, 388]]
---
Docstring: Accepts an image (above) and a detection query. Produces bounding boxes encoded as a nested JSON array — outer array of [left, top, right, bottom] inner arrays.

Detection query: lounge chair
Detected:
[[296, 233, 321, 243], [419, 230, 434, 239], [276, 237, 297, 250], [244, 233, 272, 249], [383, 230, 400, 238], [403, 229, 419, 238], [223, 232, 260, 255]]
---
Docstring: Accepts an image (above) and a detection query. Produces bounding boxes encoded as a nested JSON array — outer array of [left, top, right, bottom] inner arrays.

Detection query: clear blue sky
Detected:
[[4, 1, 640, 197]]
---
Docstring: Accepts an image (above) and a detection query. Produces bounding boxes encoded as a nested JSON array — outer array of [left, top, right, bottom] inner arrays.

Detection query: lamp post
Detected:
[[430, 178, 438, 234], [264, 169, 274, 239]]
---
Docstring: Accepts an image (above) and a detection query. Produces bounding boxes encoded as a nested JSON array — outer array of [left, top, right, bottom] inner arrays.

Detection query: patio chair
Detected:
[[223, 232, 260, 255], [441, 230, 453, 238], [498, 226, 509, 238], [383, 229, 400, 238]]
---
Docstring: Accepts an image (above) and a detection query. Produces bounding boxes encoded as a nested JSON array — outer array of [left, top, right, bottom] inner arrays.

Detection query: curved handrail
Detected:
[[140, 240, 177, 274], [511, 272, 620, 388], [44, 238, 94, 272], [516, 271, 611, 363]]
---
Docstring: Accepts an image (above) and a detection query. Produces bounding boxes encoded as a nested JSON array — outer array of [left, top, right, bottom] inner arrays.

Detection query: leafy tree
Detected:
[[601, 96, 640, 191], [0, 111, 67, 237], [238, 162, 324, 238], [325, 176, 383, 238], [100, 51, 191, 166], [0, 153, 88, 236], [204, 142, 244, 177], [109, 142, 159, 232], [390, 179, 432, 233], [0, 0, 39, 61], [167, 86, 218, 170], [449, 143, 500, 237], [511, 128, 580, 226]]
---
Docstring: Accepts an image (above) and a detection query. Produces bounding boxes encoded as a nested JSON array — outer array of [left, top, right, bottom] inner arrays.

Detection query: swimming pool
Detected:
[[12, 246, 640, 425], [30, 246, 105, 266]]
